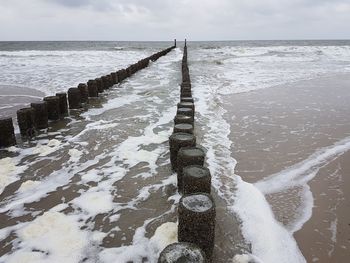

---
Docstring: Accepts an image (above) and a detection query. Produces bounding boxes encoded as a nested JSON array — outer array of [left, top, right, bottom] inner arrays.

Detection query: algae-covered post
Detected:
[[77, 83, 89, 103], [95, 78, 104, 93], [174, 114, 193, 125], [43, 96, 60, 121], [17, 108, 36, 138], [177, 146, 205, 192], [67, 87, 82, 109], [30, 101, 49, 129], [55, 92, 68, 116], [173, 123, 194, 134], [0, 117, 16, 148], [169, 132, 196, 171], [178, 193, 216, 262], [180, 97, 194, 103], [183, 165, 211, 194], [87, 79, 98, 97], [177, 107, 194, 122]]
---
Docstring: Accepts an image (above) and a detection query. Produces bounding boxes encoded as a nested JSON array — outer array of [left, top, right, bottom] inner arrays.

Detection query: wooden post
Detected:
[[30, 102, 48, 129], [17, 108, 36, 138], [0, 117, 16, 147], [169, 132, 196, 171], [55, 92, 68, 116], [177, 146, 205, 192], [178, 193, 215, 262], [43, 96, 60, 121]]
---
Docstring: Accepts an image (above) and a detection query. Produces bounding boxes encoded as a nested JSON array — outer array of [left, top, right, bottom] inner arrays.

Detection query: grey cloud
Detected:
[[0, 0, 349, 40]]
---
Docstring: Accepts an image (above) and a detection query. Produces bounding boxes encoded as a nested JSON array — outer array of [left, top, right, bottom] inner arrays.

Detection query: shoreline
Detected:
[[224, 73, 350, 262]]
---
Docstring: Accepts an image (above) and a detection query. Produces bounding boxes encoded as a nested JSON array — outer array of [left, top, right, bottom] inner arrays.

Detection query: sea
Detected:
[[1, 40, 350, 263]]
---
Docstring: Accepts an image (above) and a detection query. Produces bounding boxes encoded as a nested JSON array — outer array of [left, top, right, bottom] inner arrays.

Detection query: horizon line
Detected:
[[0, 39, 350, 42]]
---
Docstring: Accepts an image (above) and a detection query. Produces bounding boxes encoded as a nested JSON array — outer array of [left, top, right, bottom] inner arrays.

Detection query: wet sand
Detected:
[[224, 73, 350, 262]]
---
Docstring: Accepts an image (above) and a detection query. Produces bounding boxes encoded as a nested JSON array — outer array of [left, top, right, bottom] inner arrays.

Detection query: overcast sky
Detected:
[[0, 0, 349, 41]]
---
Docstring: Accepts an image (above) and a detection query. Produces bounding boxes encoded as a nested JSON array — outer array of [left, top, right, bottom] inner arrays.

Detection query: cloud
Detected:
[[0, 0, 349, 40]]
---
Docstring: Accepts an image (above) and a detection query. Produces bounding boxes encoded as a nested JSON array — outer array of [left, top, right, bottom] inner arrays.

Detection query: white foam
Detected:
[[68, 148, 83, 162], [71, 190, 114, 215], [192, 45, 350, 96], [233, 254, 264, 263], [0, 157, 27, 195], [232, 177, 306, 263], [0, 157, 18, 194], [17, 180, 41, 193], [82, 94, 141, 118], [0, 49, 151, 96], [32, 139, 61, 156], [149, 222, 178, 251], [255, 136, 350, 195], [99, 221, 178, 263], [2, 211, 89, 263], [182, 194, 212, 212]]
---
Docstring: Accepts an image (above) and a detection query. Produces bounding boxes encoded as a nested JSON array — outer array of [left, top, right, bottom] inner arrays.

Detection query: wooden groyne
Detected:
[[159, 42, 216, 263], [0, 43, 176, 148]]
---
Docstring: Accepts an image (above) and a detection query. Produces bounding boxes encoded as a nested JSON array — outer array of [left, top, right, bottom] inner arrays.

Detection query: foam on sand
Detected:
[[100, 221, 178, 263], [2, 211, 89, 263], [0, 156, 27, 195], [32, 139, 61, 156], [71, 189, 114, 215], [17, 180, 41, 193]]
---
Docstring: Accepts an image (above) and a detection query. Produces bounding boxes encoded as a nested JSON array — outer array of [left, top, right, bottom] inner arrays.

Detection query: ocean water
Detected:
[[1, 40, 350, 263]]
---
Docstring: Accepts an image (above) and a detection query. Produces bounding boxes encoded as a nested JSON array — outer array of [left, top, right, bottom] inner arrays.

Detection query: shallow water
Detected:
[[1, 41, 350, 262]]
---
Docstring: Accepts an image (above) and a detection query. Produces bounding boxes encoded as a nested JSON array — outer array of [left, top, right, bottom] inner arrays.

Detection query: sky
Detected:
[[0, 0, 350, 41]]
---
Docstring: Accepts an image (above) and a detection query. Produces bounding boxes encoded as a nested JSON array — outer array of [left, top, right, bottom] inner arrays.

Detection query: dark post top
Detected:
[[185, 39, 187, 47]]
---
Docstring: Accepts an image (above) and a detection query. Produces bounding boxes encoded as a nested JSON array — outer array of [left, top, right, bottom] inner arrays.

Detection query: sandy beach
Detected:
[[223, 73, 350, 262]]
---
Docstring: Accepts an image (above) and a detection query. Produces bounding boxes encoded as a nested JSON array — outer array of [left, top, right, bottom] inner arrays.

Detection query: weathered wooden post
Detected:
[[169, 133, 196, 171], [181, 97, 194, 103], [67, 88, 82, 109], [101, 76, 109, 90], [87, 80, 98, 97], [177, 146, 205, 192], [0, 117, 16, 147], [178, 102, 194, 111], [183, 165, 211, 194], [95, 78, 104, 93], [55, 92, 68, 116], [177, 108, 194, 122], [43, 96, 60, 121], [111, 72, 118, 84], [30, 101, 48, 129], [174, 114, 193, 125], [173, 123, 193, 134], [17, 108, 36, 138], [178, 193, 215, 262], [158, 242, 206, 263], [77, 83, 89, 103]]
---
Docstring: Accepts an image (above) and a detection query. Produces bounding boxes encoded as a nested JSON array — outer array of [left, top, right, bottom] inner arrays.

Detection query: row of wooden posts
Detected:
[[0, 44, 176, 149], [158, 42, 216, 263]]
